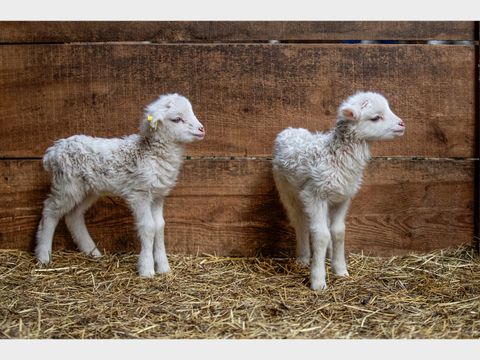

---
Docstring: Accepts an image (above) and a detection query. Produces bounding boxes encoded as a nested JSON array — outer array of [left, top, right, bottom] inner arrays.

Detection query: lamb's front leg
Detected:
[[329, 199, 351, 277], [302, 194, 330, 291], [129, 197, 156, 278], [151, 198, 170, 274]]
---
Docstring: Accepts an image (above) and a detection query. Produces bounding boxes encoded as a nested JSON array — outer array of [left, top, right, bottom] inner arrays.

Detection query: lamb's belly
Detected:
[[151, 185, 173, 197], [150, 173, 179, 195], [89, 175, 175, 198], [326, 183, 360, 204], [328, 192, 352, 204]]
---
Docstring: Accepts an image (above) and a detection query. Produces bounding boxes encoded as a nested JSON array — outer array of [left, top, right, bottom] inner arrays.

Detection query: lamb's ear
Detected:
[[145, 101, 169, 131], [146, 113, 159, 130], [145, 109, 165, 131], [340, 104, 360, 121]]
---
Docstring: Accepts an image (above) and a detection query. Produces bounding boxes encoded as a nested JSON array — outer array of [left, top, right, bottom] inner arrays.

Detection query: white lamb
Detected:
[[272, 91, 405, 290], [35, 93, 205, 277]]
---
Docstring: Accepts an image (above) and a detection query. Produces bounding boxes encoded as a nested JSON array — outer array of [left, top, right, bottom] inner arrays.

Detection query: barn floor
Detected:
[[0, 246, 479, 339]]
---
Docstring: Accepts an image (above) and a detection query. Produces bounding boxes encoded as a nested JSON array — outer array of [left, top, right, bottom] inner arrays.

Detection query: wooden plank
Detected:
[[0, 158, 473, 256], [475, 22, 480, 254], [0, 44, 475, 158], [0, 21, 475, 43]]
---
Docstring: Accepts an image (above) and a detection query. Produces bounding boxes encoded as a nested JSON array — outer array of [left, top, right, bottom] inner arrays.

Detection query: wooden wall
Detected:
[[0, 21, 477, 256]]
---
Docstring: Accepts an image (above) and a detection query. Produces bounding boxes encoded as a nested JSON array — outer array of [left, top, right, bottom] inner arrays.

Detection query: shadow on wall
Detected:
[[246, 170, 295, 258]]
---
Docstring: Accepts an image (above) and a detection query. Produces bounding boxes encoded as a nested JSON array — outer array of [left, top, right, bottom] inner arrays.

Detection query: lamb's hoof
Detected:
[[138, 264, 155, 278], [310, 274, 327, 291], [310, 281, 327, 291], [90, 248, 102, 258], [334, 269, 349, 277], [35, 249, 51, 265], [155, 264, 171, 275], [332, 263, 349, 277], [296, 256, 310, 268], [139, 269, 155, 278]]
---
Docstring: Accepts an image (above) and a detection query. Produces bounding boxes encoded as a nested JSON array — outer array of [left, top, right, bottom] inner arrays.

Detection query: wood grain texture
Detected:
[[0, 21, 475, 43], [0, 158, 473, 256], [0, 44, 475, 158], [476, 23, 480, 254]]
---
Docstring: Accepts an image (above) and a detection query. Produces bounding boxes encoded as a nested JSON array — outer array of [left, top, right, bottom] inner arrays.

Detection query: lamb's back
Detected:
[[273, 127, 330, 173], [43, 134, 137, 173]]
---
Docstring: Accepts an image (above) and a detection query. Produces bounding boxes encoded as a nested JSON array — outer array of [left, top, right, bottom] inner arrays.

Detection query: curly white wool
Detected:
[[272, 91, 405, 290], [35, 93, 205, 277]]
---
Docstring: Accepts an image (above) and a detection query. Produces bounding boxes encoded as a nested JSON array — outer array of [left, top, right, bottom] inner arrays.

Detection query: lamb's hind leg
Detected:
[[35, 192, 78, 264], [65, 194, 101, 258], [274, 175, 310, 266], [294, 213, 310, 267]]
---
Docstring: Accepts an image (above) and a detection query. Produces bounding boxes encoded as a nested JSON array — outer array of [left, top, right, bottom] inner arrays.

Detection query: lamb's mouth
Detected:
[[193, 133, 205, 139]]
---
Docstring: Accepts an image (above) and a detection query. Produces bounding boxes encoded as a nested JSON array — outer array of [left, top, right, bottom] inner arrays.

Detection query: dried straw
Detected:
[[1, 246, 479, 339]]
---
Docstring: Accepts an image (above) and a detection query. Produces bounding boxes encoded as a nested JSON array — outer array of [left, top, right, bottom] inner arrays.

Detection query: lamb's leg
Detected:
[[274, 175, 310, 266], [294, 216, 311, 267], [302, 195, 330, 291], [326, 241, 333, 260], [65, 194, 101, 258], [35, 193, 77, 264], [329, 199, 351, 277], [129, 197, 156, 278], [151, 198, 170, 274]]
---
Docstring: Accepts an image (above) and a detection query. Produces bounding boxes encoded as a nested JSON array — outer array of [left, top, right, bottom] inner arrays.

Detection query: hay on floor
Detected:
[[0, 246, 479, 339]]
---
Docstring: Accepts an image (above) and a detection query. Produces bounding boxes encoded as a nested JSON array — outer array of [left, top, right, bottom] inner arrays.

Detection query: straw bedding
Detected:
[[0, 246, 479, 339]]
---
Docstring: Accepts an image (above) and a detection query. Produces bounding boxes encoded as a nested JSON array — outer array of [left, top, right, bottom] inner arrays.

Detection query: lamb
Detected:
[[35, 93, 205, 277], [272, 91, 405, 290]]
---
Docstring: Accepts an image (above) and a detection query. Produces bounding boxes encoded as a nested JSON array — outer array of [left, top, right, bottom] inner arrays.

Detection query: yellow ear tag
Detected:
[[147, 115, 157, 130]]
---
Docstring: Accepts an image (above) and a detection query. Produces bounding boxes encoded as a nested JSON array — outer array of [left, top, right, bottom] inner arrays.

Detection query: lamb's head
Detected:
[[337, 91, 405, 141], [142, 93, 205, 143]]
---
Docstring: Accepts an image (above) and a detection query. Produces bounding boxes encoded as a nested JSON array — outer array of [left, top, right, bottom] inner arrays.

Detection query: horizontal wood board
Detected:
[[0, 44, 475, 158], [0, 158, 473, 257], [0, 21, 475, 43]]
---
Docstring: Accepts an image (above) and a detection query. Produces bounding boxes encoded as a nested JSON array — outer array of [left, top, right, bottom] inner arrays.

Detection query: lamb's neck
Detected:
[[140, 134, 185, 162], [329, 122, 371, 170]]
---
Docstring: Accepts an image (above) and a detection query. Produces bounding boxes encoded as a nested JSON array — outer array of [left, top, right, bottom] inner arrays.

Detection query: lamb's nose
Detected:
[[198, 127, 205, 133], [398, 120, 405, 127]]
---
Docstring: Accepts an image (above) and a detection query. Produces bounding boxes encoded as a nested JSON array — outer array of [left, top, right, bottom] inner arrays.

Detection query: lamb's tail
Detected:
[[42, 147, 55, 173], [42, 140, 63, 173]]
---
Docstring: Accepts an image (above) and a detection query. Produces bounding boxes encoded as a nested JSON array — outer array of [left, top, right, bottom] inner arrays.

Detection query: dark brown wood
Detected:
[[0, 158, 473, 257], [0, 44, 475, 158], [475, 21, 480, 254], [0, 21, 475, 43]]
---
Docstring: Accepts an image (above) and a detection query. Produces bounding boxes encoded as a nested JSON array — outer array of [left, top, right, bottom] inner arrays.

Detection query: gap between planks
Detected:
[[0, 156, 479, 162], [0, 41, 478, 46]]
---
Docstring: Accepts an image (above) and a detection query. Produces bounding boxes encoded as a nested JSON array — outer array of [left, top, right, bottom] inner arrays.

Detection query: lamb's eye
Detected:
[[172, 117, 183, 123], [370, 115, 382, 122]]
